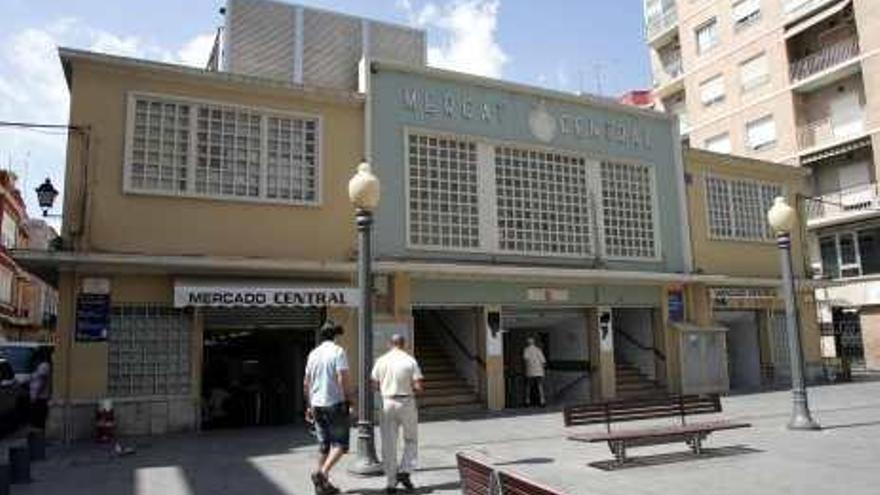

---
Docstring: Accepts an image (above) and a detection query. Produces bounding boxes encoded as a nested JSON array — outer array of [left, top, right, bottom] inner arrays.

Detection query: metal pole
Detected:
[[778, 232, 820, 430], [349, 208, 382, 475]]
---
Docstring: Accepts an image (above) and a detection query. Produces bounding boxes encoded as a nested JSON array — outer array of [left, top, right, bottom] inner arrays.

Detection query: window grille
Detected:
[[706, 175, 781, 241], [696, 18, 719, 55], [740, 53, 769, 92], [746, 115, 777, 151], [600, 161, 657, 258], [700, 75, 725, 107], [130, 98, 190, 193], [407, 133, 480, 249], [126, 94, 320, 205], [495, 146, 593, 256], [266, 116, 319, 202], [107, 305, 191, 397]]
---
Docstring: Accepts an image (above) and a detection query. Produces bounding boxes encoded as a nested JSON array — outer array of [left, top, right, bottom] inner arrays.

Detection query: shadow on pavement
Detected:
[[588, 445, 763, 471], [821, 420, 880, 431], [345, 480, 461, 494]]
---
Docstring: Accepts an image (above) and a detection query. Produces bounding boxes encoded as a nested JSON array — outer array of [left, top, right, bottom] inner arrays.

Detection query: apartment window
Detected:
[[407, 134, 480, 249], [740, 53, 769, 92], [1, 213, 17, 249], [746, 115, 777, 151], [108, 305, 191, 397], [696, 18, 719, 55], [704, 133, 732, 153], [700, 75, 726, 107], [129, 98, 190, 193], [266, 116, 319, 202], [706, 175, 782, 241], [126, 94, 321, 205], [601, 161, 658, 259], [495, 146, 593, 257], [732, 0, 761, 30], [819, 228, 880, 279], [0, 267, 11, 304]]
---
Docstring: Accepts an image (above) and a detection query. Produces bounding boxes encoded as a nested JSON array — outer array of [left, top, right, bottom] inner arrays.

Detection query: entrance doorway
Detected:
[[715, 311, 762, 391], [201, 308, 321, 429], [501, 309, 589, 408], [612, 308, 665, 398]]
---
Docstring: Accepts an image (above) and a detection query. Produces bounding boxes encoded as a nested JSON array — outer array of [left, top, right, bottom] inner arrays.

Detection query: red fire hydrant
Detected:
[[95, 399, 116, 443]]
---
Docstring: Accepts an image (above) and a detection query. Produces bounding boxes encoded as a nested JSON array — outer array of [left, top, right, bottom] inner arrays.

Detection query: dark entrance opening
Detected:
[[201, 308, 322, 429]]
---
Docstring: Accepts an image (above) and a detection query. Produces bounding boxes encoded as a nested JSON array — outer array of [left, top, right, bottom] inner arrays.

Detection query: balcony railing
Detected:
[[797, 112, 865, 149], [806, 183, 880, 224], [789, 37, 859, 83], [662, 55, 683, 80], [647, 9, 678, 40]]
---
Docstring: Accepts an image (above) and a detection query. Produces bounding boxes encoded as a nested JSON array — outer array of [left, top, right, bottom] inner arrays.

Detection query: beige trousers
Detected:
[[380, 397, 419, 487]]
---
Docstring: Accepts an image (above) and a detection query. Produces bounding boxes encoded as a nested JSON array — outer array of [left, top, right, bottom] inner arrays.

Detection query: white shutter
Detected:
[[705, 133, 732, 153], [733, 0, 760, 24], [740, 53, 768, 90], [700, 75, 725, 105], [746, 115, 776, 149], [696, 19, 718, 54]]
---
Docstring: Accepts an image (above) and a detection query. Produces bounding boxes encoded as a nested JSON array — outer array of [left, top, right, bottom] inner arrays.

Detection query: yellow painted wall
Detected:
[[685, 148, 812, 278], [62, 54, 363, 262]]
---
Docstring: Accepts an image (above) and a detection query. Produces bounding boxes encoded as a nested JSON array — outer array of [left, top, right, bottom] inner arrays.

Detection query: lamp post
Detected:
[[767, 196, 821, 431], [347, 162, 383, 475]]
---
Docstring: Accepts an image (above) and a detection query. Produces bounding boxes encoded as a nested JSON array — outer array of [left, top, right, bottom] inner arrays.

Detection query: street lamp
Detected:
[[35, 178, 59, 217], [767, 196, 821, 431], [347, 161, 383, 475]]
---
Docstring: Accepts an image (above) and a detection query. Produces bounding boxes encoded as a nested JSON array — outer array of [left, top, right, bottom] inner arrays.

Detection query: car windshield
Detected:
[[0, 347, 34, 374]]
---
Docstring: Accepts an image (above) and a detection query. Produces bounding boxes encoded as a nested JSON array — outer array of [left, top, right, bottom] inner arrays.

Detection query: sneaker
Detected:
[[397, 473, 415, 492], [385, 488, 400, 495], [311, 472, 340, 495]]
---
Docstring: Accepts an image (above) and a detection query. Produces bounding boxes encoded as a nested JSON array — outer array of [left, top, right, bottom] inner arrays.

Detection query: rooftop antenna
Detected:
[[592, 62, 606, 96]]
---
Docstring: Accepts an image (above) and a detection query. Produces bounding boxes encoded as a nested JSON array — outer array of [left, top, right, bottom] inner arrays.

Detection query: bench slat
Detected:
[[498, 470, 566, 495], [568, 420, 752, 443], [564, 395, 722, 426]]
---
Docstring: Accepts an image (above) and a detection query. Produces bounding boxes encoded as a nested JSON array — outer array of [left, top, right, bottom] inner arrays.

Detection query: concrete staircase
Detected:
[[414, 325, 483, 417], [615, 361, 666, 399]]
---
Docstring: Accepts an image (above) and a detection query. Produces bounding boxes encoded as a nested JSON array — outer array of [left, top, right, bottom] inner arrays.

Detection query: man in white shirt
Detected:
[[523, 337, 547, 407], [304, 322, 352, 495], [371, 334, 424, 494]]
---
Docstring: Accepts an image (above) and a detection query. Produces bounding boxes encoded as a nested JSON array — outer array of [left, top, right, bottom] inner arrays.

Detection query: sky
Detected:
[[0, 0, 650, 225]]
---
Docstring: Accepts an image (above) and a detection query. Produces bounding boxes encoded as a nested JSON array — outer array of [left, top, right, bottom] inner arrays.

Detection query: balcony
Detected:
[[789, 37, 859, 85], [796, 112, 865, 151], [784, 0, 841, 20], [646, 9, 678, 46], [654, 54, 685, 97], [806, 183, 880, 228]]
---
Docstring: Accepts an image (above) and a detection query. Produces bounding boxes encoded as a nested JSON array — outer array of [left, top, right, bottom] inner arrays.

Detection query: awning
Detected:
[[785, 0, 851, 38], [801, 136, 872, 164]]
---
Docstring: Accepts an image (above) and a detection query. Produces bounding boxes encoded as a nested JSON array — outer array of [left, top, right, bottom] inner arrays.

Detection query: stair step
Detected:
[[419, 402, 484, 418], [419, 387, 476, 398], [418, 393, 482, 407]]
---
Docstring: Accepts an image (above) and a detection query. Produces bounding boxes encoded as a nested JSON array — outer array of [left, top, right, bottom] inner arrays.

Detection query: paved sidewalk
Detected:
[[9, 381, 880, 494]]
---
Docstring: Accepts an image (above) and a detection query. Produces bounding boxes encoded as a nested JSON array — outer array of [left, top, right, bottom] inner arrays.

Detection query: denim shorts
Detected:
[[313, 402, 350, 454]]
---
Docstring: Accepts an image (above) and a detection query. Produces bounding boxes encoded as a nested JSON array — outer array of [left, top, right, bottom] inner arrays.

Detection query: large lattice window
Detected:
[[108, 306, 191, 397], [600, 161, 657, 258], [706, 175, 782, 241], [495, 146, 593, 256], [126, 94, 321, 205], [195, 106, 262, 198], [266, 116, 319, 202], [129, 98, 190, 193], [407, 133, 480, 249]]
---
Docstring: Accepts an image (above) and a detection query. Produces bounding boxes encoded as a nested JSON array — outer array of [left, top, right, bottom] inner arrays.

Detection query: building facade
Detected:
[[644, 0, 880, 372]]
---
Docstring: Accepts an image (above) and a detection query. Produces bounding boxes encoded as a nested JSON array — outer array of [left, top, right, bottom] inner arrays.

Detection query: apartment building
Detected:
[[644, 0, 880, 372]]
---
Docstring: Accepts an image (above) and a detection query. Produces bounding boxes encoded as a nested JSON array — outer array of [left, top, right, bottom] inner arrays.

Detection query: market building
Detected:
[[12, 0, 824, 440]]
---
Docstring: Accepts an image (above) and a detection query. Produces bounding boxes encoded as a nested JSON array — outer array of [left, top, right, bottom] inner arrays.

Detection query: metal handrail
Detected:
[[552, 373, 590, 403], [428, 310, 486, 367], [796, 112, 864, 149], [615, 328, 666, 362], [789, 37, 859, 83]]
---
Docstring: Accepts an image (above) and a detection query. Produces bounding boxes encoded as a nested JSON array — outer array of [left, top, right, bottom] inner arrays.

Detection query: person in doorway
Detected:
[[372, 334, 424, 494], [523, 337, 547, 407], [28, 347, 52, 431], [304, 322, 353, 495]]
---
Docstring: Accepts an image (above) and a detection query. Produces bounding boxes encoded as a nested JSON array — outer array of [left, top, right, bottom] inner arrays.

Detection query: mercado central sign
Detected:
[[174, 282, 359, 308], [399, 87, 654, 150]]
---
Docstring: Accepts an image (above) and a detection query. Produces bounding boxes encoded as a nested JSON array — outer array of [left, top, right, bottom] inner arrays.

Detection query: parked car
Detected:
[[0, 358, 28, 436], [0, 342, 54, 384]]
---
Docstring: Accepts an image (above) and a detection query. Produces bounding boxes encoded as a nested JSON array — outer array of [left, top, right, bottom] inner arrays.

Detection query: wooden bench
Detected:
[[564, 394, 751, 465], [456, 453, 566, 495]]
